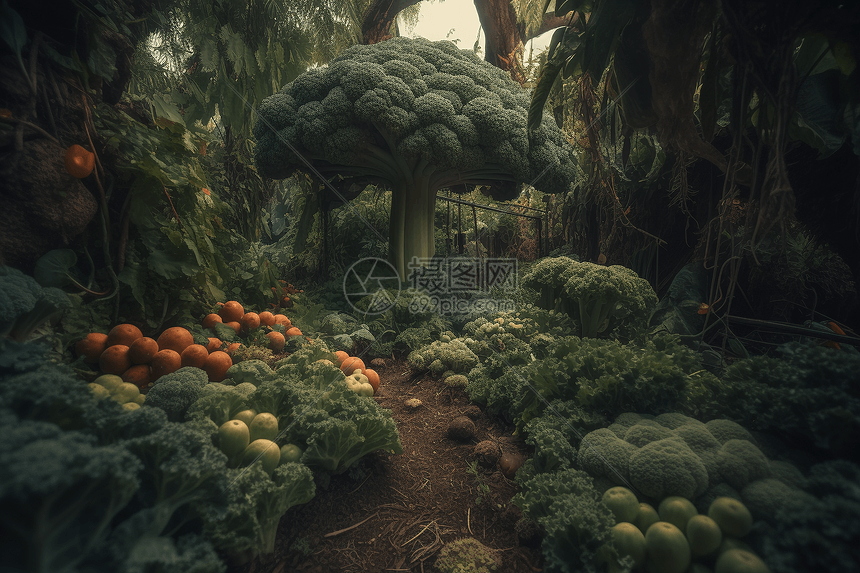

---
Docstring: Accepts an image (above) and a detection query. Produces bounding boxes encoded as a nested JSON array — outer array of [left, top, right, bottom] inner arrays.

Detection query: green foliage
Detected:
[[0, 265, 72, 342], [144, 367, 211, 422], [513, 469, 616, 573], [523, 415, 579, 474], [467, 332, 702, 431], [186, 383, 255, 428], [0, 355, 231, 572], [753, 462, 860, 573], [94, 103, 227, 327], [521, 257, 658, 340], [187, 352, 402, 475], [0, 420, 142, 573], [407, 337, 480, 376], [701, 342, 860, 459], [200, 462, 314, 561], [224, 360, 277, 387], [254, 36, 577, 278], [435, 537, 500, 573]]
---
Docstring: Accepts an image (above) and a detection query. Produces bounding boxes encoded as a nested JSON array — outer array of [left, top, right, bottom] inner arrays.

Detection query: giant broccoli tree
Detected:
[[253, 37, 577, 279]]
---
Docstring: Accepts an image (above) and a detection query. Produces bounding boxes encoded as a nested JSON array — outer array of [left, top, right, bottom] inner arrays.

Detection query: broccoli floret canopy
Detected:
[[407, 337, 479, 375], [0, 265, 71, 342], [521, 258, 658, 339], [253, 37, 577, 279], [716, 439, 771, 490], [0, 420, 142, 573], [144, 367, 210, 422]]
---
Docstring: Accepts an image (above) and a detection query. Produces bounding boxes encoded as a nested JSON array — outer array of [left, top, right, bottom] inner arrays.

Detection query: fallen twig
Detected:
[[347, 473, 371, 495], [402, 521, 436, 546], [323, 512, 379, 538], [467, 507, 473, 536]]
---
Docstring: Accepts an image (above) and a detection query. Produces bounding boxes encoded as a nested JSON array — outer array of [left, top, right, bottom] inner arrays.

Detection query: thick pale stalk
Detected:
[[389, 179, 438, 281]]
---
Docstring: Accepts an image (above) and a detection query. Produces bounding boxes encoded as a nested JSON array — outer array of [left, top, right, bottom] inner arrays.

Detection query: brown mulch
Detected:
[[229, 358, 544, 573]]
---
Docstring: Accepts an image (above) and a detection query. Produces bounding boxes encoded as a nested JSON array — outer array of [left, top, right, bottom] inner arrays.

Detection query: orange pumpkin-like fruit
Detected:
[[364, 368, 380, 394], [106, 323, 143, 348], [180, 344, 210, 369], [64, 144, 95, 178], [225, 342, 243, 356], [206, 337, 222, 353], [273, 314, 291, 327], [122, 364, 152, 388], [151, 349, 181, 380], [266, 331, 285, 352], [258, 311, 275, 327], [285, 326, 302, 337], [157, 326, 194, 354], [204, 351, 233, 382], [76, 332, 108, 363], [333, 350, 349, 365], [100, 344, 132, 375], [223, 321, 241, 335], [128, 337, 159, 364], [240, 312, 261, 332], [218, 301, 245, 323], [340, 356, 365, 376], [202, 313, 222, 329]]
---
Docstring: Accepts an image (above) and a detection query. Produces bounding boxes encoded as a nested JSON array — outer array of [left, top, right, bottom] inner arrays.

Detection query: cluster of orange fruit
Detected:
[[75, 300, 302, 390], [333, 351, 380, 395], [202, 300, 302, 354], [75, 323, 233, 390]]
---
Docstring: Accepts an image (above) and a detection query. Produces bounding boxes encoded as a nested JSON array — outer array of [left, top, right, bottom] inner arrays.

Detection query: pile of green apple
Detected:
[[601, 486, 769, 573], [216, 410, 303, 474], [88, 374, 146, 411]]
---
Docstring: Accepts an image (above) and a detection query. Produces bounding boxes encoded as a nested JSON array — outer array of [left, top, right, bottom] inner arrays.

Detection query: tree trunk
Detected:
[[474, 0, 524, 84], [361, 0, 423, 44]]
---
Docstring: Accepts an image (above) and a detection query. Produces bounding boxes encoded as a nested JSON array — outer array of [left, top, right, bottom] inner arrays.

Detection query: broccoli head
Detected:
[[253, 37, 577, 279], [0, 420, 141, 573], [144, 367, 210, 422], [522, 258, 657, 339], [407, 337, 479, 375], [628, 437, 709, 500], [200, 462, 314, 560], [0, 265, 71, 342]]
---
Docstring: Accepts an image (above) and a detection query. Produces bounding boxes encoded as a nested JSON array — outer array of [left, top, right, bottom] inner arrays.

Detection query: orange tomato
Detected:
[[75, 332, 108, 363], [364, 368, 380, 394], [258, 311, 275, 327], [151, 349, 181, 381], [180, 344, 210, 369], [128, 337, 159, 364], [218, 301, 244, 323], [204, 351, 232, 382], [106, 324, 143, 348], [157, 326, 194, 354], [340, 356, 365, 376], [100, 345, 131, 375], [266, 331, 285, 352]]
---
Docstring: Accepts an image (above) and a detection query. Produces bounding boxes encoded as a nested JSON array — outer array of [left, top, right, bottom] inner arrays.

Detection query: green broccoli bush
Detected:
[[253, 37, 577, 279], [574, 411, 828, 516], [520, 257, 657, 340], [467, 333, 705, 431], [700, 342, 860, 459], [513, 469, 617, 573], [0, 265, 71, 342]]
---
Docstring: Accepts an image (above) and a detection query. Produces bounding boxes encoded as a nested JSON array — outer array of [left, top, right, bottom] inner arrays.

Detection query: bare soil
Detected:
[[229, 359, 543, 573]]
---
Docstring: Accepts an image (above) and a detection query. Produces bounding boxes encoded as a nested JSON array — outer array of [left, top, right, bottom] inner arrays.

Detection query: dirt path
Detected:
[[233, 359, 543, 573]]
